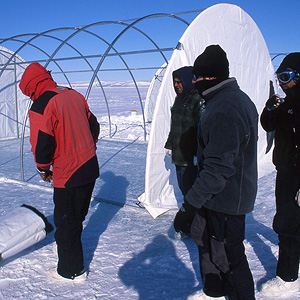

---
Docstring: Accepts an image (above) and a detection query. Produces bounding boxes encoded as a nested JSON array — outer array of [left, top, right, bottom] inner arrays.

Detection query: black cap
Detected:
[[276, 52, 300, 74], [193, 44, 229, 79]]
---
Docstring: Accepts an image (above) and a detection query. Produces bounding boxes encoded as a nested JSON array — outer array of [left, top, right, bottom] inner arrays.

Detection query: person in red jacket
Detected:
[[19, 62, 100, 282]]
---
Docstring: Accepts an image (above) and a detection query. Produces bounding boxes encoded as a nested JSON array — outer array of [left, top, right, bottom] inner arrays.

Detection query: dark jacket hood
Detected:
[[172, 66, 195, 95], [276, 52, 300, 74]]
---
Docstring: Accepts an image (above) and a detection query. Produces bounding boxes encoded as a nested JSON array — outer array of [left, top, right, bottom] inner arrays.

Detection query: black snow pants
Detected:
[[191, 207, 255, 300], [273, 170, 300, 282], [53, 181, 95, 278], [175, 164, 198, 196]]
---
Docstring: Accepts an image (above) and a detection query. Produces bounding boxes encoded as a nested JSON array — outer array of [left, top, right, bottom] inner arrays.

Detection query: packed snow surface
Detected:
[[0, 82, 298, 299]]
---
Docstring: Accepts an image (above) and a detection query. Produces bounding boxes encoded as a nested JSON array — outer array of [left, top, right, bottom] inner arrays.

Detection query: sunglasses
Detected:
[[174, 79, 182, 84], [192, 75, 216, 83], [277, 69, 299, 84]]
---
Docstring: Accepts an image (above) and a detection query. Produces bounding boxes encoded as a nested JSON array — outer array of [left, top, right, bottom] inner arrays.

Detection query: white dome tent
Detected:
[[0, 46, 29, 140], [144, 62, 168, 122], [139, 3, 277, 218]]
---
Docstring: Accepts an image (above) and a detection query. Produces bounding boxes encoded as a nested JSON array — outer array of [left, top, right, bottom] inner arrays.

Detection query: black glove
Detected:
[[88, 111, 100, 142], [173, 199, 197, 235], [37, 167, 53, 182], [266, 95, 285, 111]]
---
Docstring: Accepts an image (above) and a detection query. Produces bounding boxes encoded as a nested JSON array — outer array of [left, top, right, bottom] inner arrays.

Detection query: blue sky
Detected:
[[1, 0, 299, 81]]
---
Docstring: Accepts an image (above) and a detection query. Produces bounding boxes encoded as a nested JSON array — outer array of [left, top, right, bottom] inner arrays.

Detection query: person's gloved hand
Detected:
[[37, 167, 53, 182], [266, 95, 285, 111], [165, 149, 172, 157], [295, 189, 300, 206], [173, 199, 197, 236]]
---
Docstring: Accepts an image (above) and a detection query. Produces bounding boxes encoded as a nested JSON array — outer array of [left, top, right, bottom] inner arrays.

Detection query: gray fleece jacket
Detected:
[[185, 78, 258, 215]]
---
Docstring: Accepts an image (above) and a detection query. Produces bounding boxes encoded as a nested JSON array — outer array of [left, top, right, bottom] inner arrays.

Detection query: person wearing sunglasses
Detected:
[[185, 45, 258, 300], [260, 53, 300, 298], [164, 66, 205, 238]]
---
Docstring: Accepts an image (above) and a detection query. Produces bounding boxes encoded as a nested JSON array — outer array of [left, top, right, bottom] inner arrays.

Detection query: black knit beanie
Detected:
[[276, 52, 300, 73], [193, 44, 229, 79]]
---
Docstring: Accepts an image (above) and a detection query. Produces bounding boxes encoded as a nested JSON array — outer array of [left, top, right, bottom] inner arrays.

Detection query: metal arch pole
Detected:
[[42, 21, 120, 69], [39, 23, 120, 138], [0, 9, 200, 181], [15, 34, 75, 182], [271, 53, 287, 61], [85, 13, 190, 100], [67, 14, 189, 140], [40, 20, 168, 138], [6, 37, 72, 180], [13, 57, 20, 138], [79, 25, 181, 138], [82, 29, 146, 139], [130, 75, 147, 140], [59, 11, 190, 67], [9, 32, 112, 178], [0, 27, 77, 78], [0, 10, 192, 79], [2, 13, 191, 141], [41, 19, 172, 139], [10, 42, 72, 183], [9, 36, 83, 182], [43, 28, 114, 138], [7, 37, 72, 87], [6, 31, 112, 141], [84, 13, 190, 141], [20, 99, 31, 182], [79, 26, 168, 139], [81, 28, 153, 139]]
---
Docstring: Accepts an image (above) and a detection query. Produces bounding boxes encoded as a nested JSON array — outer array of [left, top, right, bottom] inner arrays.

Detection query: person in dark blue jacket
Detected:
[[185, 45, 258, 300], [260, 53, 300, 298]]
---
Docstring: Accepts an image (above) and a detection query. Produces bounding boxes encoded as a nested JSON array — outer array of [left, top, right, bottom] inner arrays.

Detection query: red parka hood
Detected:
[[19, 62, 57, 101]]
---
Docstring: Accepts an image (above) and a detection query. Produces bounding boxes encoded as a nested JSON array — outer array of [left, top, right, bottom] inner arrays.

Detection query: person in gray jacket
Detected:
[[185, 45, 258, 300]]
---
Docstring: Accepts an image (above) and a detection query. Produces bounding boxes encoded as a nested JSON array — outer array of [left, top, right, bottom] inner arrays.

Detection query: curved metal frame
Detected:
[[0, 10, 203, 182], [271, 53, 288, 61]]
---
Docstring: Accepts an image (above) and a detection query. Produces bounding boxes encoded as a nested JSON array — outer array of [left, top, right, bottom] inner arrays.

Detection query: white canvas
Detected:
[[0, 206, 47, 260], [140, 3, 277, 218], [0, 46, 29, 140]]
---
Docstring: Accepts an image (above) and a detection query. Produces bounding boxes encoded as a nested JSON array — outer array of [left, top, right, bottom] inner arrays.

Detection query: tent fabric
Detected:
[[0, 204, 53, 261], [144, 63, 168, 122], [0, 46, 29, 140], [139, 3, 277, 218]]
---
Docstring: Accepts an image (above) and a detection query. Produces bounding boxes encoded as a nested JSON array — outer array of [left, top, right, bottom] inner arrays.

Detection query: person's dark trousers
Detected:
[[191, 207, 255, 300], [53, 181, 95, 278], [175, 165, 198, 196], [273, 170, 300, 282]]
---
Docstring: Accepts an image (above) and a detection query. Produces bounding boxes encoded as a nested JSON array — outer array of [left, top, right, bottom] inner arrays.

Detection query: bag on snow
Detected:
[[0, 204, 53, 261]]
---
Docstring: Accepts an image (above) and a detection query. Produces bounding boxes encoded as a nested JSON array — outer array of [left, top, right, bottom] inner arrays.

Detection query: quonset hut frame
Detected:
[[0, 9, 285, 183], [0, 10, 202, 138], [0, 10, 204, 182]]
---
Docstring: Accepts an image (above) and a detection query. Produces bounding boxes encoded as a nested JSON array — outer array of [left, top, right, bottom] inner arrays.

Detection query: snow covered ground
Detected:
[[0, 83, 299, 299]]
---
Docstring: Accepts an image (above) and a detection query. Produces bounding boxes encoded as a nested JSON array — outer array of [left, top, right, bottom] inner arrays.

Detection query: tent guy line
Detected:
[[0, 177, 148, 211]]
